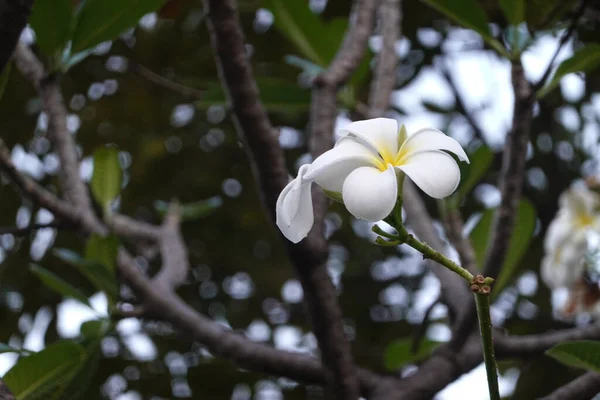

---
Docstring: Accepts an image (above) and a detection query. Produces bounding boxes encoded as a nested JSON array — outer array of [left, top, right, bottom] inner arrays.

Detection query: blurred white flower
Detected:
[[276, 118, 469, 243], [541, 185, 600, 290]]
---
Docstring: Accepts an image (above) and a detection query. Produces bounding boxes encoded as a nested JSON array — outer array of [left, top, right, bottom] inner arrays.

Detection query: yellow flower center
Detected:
[[575, 213, 594, 228]]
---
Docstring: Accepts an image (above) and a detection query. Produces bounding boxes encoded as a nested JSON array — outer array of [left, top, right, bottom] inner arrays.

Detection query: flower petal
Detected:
[[342, 165, 397, 221], [276, 165, 314, 243], [398, 150, 460, 199], [337, 118, 399, 160], [398, 128, 469, 163], [305, 138, 380, 192]]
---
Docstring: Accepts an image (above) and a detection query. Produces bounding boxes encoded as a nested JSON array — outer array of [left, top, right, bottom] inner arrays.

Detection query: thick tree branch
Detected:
[[367, 0, 401, 118], [153, 203, 189, 290], [204, 1, 377, 398], [0, 136, 392, 397], [13, 44, 96, 224], [451, 59, 534, 350], [539, 372, 600, 400], [0, 0, 32, 74]]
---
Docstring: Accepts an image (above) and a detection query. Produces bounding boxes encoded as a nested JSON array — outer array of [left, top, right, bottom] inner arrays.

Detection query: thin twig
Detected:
[[534, 0, 588, 92], [130, 62, 204, 99], [539, 371, 600, 400], [440, 65, 486, 142]]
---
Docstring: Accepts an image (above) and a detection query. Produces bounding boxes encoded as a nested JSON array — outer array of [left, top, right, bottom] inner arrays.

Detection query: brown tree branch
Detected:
[[450, 59, 534, 351], [0, 135, 393, 398], [367, 0, 401, 118], [13, 44, 99, 231], [442, 208, 478, 274], [539, 371, 600, 400], [153, 202, 189, 290], [204, 1, 377, 398], [0, 0, 33, 75]]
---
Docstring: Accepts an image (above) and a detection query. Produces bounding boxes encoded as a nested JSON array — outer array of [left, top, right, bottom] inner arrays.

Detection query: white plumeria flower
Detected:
[[276, 118, 469, 243], [541, 184, 600, 290]]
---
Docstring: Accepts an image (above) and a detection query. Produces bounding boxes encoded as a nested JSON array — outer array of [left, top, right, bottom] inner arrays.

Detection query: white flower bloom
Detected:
[[541, 185, 600, 289], [276, 118, 469, 243]]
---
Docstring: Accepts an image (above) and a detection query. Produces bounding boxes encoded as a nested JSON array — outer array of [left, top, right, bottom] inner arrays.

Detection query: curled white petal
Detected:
[[337, 118, 399, 160], [399, 128, 469, 163], [276, 165, 314, 243], [342, 165, 397, 221], [398, 150, 460, 199], [305, 139, 379, 192]]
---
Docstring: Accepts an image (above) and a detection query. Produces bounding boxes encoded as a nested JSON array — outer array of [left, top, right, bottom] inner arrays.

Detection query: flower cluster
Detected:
[[541, 183, 600, 316], [276, 118, 469, 243]]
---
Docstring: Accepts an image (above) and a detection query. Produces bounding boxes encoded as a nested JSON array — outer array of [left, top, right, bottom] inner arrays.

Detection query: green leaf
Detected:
[[450, 144, 494, 206], [546, 341, 600, 373], [53, 249, 118, 301], [29, 264, 91, 307], [469, 199, 536, 295], [154, 196, 222, 221], [423, 0, 507, 56], [60, 342, 102, 400], [29, 0, 73, 57], [511, 354, 582, 399], [264, 0, 334, 66], [0, 62, 11, 102], [71, 0, 167, 54], [538, 44, 600, 98], [499, 0, 525, 25], [90, 146, 122, 214], [384, 339, 441, 371], [80, 319, 112, 340], [3, 341, 86, 400], [0, 344, 32, 355], [197, 78, 312, 113], [84, 234, 119, 273]]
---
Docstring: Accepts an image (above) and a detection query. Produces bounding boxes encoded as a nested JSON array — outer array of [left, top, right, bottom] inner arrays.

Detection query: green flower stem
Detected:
[[475, 292, 500, 400], [395, 225, 474, 282]]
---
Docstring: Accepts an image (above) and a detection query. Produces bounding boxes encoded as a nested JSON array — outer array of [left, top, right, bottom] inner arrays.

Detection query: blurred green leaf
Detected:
[[511, 354, 582, 399], [0, 344, 31, 355], [499, 0, 525, 25], [70, 0, 167, 54], [538, 44, 600, 98], [0, 62, 11, 102], [53, 249, 118, 301], [154, 196, 222, 221], [3, 341, 85, 400], [469, 199, 536, 295], [80, 319, 111, 340], [91, 147, 122, 214], [384, 339, 441, 371], [525, 0, 577, 30], [422, 0, 507, 56], [197, 78, 312, 113], [422, 100, 453, 114], [546, 341, 600, 373], [448, 144, 493, 207], [29, 264, 91, 307], [84, 234, 119, 273], [60, 47, 96, 72], [29, 0, 73, 58], [264, 0, 332, 66]]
